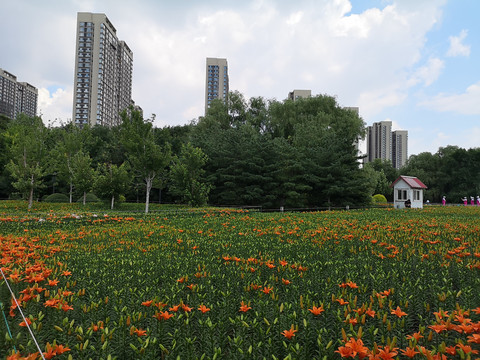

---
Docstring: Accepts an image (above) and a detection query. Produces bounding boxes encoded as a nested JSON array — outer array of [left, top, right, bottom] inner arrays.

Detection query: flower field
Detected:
[[1, 203, 480, 359]]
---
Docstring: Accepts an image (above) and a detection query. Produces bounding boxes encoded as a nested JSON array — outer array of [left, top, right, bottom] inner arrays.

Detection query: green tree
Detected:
[[120, 108, 171, 213], [94, 163, 131, 209], [170, 143, 210, 206], [0, 114, 13, 198], [49, 125, 84, 202], [401, 152, 440, 202], [4, 115, 47, 208], [71, 151, 95, 205], [363, 163, 391, 198]]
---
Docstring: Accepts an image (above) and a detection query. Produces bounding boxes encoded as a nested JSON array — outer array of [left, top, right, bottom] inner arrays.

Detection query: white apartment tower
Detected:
[[0, 68, 38, 119], [392, 130, 408, 169], [205, 58, 228, 114], [73, 13, 133, 127]]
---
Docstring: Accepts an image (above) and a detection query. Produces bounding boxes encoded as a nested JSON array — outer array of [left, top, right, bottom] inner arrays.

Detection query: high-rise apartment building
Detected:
[[392, 130, 408, 169], [73, 12, 133, 127], [0, 68, 38, 119], [366, 121, 392, 163], [205, 58, 228, 114], [287, 89, 311, 101], [366, 121, 408, 169]]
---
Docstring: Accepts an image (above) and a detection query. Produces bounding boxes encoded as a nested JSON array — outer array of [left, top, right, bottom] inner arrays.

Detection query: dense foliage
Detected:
[[1, 92, 479, 207], [1, 203, 480, 359], [0, 93, 372, 209], [401, 146, 480, 204]]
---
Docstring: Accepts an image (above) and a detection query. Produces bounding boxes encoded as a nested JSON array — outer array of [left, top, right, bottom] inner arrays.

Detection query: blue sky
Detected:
[[1, 0, 478, 156]]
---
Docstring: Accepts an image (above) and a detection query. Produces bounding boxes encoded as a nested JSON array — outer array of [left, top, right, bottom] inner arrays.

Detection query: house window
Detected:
[[414, 190, 421, 201], [397, 189, 407, 200]]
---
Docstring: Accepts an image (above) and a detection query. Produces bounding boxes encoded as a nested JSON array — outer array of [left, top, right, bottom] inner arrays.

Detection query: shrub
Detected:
[[372, 194, 388, 204], [43, 193, 69, 203], [76, 193, 100, 203]]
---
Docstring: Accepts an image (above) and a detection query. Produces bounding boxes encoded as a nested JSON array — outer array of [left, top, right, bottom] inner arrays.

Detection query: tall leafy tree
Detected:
[[49, 125, 84, 202], [4, 115, 47, 208], [120, 108, 171, 213], [71, 151, 95, 205], [94, 163, 130, 209], [169, 143, 210, 206]]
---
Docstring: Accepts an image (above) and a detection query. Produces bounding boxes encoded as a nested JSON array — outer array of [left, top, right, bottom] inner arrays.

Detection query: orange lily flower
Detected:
[[281, 278, 290, 285], [400, 347, 419, 358], [335, 346, 354, 358], [406, 331, 423, 341], [281, 325, 297, 339], [141, 300, 153, 307], [336, 298, 349, 305], [471, 306, 480, 314], [444, 346, 457, 355], [344, 337, 368, 359], [239, 301, 251, 312], [262, 286, 273, 294], [54, 344, 71, 355], [467, 333, 480, 344], [134, 328, 147, 336], [169, 304, 180, 312], [19, 317, 34, 327], [61, 303, 73, 311], [42, 343, 56, 360], [153, 311, 174, 321], [62, 271, 72, 276], [22, 352, 40, 360], [457, 343, 479, 354], [376, 345, 398, 360], [308, 305, 325, 316], [47, 279, 59, 286], [429, 323, 447, 333], [391, 306, 407, 317], [198, 305, 211, 313], [182, 304, 192, 312]]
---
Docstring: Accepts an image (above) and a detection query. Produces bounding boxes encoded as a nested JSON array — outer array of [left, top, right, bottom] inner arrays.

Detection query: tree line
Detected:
[[1, 91, 478, 210]]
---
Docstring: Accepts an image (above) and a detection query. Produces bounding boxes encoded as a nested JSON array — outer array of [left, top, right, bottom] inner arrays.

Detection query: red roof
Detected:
[[390, 175, 428, 189]]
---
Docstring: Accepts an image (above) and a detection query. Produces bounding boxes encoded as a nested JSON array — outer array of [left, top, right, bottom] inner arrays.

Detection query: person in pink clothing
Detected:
[[442, 196, 446, 206], [462, 197, 468, 206], [470, 196, 475, 206], [477, 196, 480, 206]]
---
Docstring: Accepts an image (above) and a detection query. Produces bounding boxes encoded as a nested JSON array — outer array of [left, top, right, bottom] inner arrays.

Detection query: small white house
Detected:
[[391, 175, 428, 209]]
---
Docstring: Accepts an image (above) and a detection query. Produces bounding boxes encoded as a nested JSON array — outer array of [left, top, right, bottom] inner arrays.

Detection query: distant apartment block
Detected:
[[73, 12, 133, 127], [287, 89, 311, 101], [367, 121, 392, 162], [392, 130, 408, 169], [205, 57, 228, 114], [0, 68, 38, 119], [366, 120, 408, 169]]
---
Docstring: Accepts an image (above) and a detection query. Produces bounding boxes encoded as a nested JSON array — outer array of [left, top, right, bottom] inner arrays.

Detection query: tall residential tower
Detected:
[[205, 58, 228, 114], [73, 12, 133, 127], [392, 130, 408, 169], [366, 121, 408, 169], [0, 68, 38, 119]]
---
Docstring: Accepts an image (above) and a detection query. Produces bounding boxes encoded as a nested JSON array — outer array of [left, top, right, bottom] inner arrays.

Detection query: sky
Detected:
[[1, 0, 479, 156]]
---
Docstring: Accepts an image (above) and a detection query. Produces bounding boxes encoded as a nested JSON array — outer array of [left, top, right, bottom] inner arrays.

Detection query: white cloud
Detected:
[[38, 87, 73, 126], [447, 29, 470, 57], [409, 58, 445, 87], [419, 82, 480, 115], [0, 0, 448, 128]]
